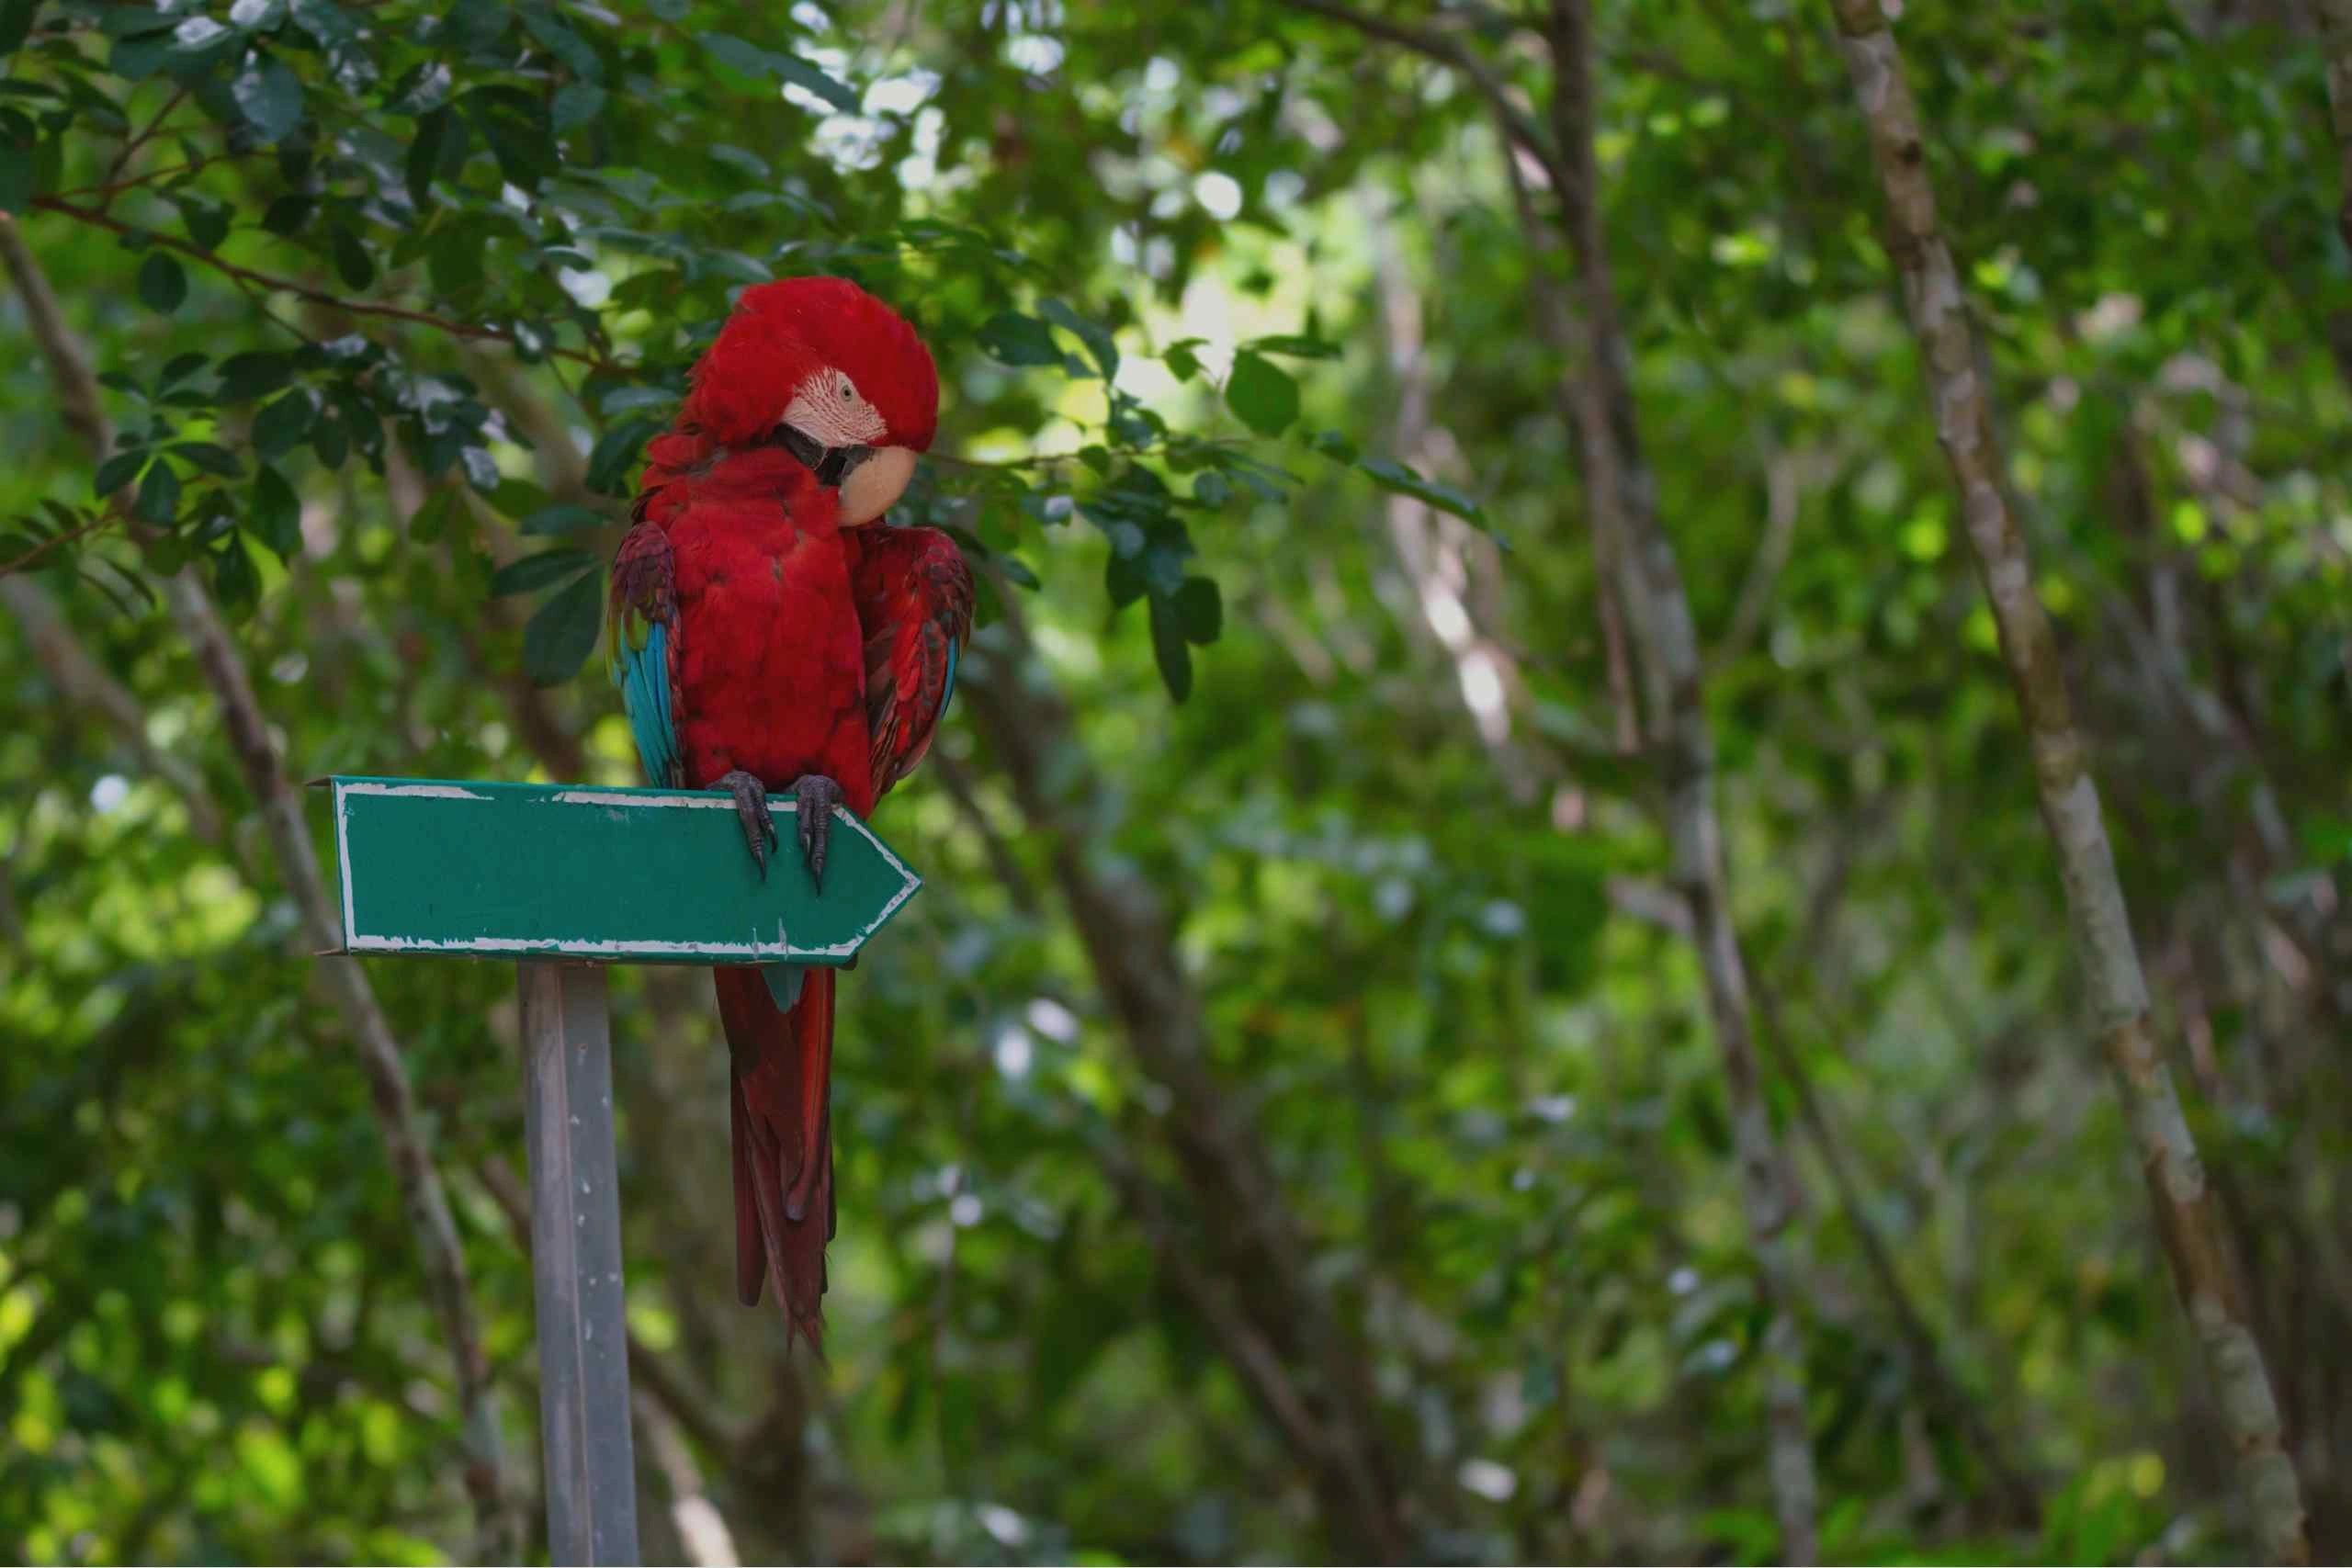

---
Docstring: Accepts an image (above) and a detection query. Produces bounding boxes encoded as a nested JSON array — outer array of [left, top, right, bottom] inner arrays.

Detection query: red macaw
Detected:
[[605, 276, 973, 1353]]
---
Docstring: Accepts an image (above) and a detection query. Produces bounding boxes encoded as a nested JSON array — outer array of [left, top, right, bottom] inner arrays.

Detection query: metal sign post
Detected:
[[319, 776, 922, 1565], [519, 961, 635, 1565]]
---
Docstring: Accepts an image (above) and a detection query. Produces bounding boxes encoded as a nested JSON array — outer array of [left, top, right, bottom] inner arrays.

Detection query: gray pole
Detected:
[[519, 962, 640, 1566]]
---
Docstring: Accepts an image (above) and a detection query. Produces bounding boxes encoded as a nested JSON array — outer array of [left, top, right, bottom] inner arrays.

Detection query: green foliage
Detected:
[[2, 0, 2349, 1564]]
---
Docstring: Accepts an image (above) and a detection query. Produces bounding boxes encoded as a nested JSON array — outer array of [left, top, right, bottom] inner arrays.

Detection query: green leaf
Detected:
[[137, 251, 187, 314], [707, 144, 772, 180], [459, 446, 499, 493], [1357, 455, 1487, 526], [521, 503, 606, 536], [491, 547, 594, 597], [262, 193, 313, 235], [522, 568, 603, 684], [177, 196, 232, 251], [585, 417, 658, 494], [94, 449, 149, 497], [0, 0, 37, 56], [218, 351, 291, 402], [516, 2, 599, 80], [232, 53, 304, 142], [446, 0, 511, 52], [133, 458, 180, 525], [549, 81, 604, 132], [330, 226, 373, 289], [212, 533, 259, 615], [252, 389, 316, 457], [1163, 338, 1204, 381], [471, 91, 555, 187], [426, 217, 485, 296], [771, 53, 860, 114], [1304, 428, 1358, 463], [171, 441, 242, 478], [1225, 351, 1298, 437], [251, 465, 301, 559], [1171, 575, 1222, 645], [1148, 594, 1193, 702], [978, 312, 1059, 367], [1041, 298, 1118, 381], [704, 34, 771, 79], [406, 108, 449, 209], [0, 128, 32, 215], [705, 35, 860, 112], [1244, 333, 1342, 360], [310, 410, 348, 468], [158, 352, 209, 388], [173, 16, 235, 52], [288, 0, 358, 51]]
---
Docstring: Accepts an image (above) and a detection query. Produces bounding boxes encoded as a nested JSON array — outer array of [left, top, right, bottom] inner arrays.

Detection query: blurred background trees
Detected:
[[2, 0, 2347, 1562]]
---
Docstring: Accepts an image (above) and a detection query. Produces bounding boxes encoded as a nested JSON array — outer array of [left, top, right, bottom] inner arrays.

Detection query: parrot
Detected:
[[605, 276, 974, 1354]]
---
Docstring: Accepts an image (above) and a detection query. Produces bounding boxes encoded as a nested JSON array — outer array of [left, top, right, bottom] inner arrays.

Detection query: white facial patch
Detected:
[[838, 446, 917, 525], [782, 367, 888, 448]]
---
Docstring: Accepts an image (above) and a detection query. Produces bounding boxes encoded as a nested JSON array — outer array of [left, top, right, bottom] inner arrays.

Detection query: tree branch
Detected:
[[24, 197, 629, 376], [56, 150, 266, 203], [1276, 0, 1567, 191]]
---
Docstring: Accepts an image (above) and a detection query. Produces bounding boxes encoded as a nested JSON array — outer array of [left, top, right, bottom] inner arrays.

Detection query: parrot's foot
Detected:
[[789, 773, 842, 891], [717, 770, 777, 880]]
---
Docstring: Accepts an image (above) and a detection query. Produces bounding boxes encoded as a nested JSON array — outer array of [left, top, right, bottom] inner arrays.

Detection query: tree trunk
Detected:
[[956, 603, 1414, 1562], [0, 212, 523, 1564], [1541, 4, 1822, 1556], [1822, 8, 2310, 1561]]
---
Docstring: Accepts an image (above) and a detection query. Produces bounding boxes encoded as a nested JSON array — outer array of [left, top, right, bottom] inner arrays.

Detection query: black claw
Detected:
[[717, 770, 775, 881], [790, 773, 842, 892]]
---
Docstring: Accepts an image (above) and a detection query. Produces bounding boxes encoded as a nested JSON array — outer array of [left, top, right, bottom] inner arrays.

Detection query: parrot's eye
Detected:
[[840, 379, 854, 400]]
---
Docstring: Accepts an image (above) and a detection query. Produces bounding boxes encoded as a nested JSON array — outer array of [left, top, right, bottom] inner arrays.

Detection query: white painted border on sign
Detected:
[[332, 778, 921, 962]]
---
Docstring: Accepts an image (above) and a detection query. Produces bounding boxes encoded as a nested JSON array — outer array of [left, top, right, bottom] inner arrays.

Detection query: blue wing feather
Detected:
[[616, 621, 679, 787]]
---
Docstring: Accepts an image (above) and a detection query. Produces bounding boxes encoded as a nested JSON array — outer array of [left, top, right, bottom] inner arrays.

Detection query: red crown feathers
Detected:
[[683, 276, 939, 452]]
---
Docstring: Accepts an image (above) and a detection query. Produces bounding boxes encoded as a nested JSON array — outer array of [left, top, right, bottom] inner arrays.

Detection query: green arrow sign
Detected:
[[323, 775, 921, 964]]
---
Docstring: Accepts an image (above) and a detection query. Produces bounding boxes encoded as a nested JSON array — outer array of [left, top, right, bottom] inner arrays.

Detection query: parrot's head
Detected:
[[684, 276, 939, 525]]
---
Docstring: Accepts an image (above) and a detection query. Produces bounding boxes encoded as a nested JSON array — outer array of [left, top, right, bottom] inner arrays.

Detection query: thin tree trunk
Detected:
[[0, 576, 228, 845], [1274, 5, 1821, 1552], [1366, 199, 1543, 796], [0, 212, 523, 1563], [1822, 9, 2310, 1561], [956, 598, 1414, 1563], [1543, 4, 1821, 1556]]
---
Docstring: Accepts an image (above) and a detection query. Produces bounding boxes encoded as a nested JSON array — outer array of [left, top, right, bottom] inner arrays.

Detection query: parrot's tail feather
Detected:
[[714, 965, 836, 1359]]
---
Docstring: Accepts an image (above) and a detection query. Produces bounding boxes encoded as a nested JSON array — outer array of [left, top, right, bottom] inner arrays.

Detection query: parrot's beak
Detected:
[[836, 444, 917, 525]]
